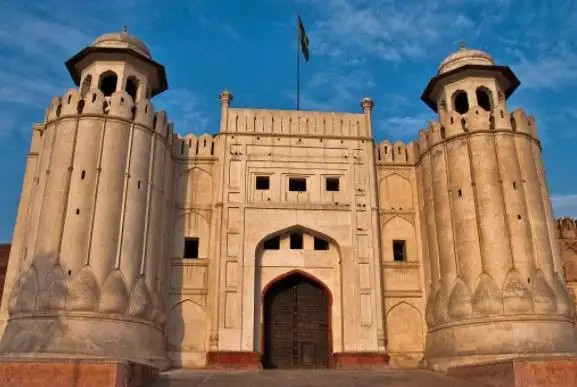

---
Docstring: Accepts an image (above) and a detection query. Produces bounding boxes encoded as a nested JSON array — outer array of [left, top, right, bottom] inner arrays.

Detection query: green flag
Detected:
[[298, 16, 310, 62]]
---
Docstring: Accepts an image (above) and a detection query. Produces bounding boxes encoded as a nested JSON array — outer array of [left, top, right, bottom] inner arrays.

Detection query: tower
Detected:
[[417, 43, 577, 370], [0, 30, 174, 368]]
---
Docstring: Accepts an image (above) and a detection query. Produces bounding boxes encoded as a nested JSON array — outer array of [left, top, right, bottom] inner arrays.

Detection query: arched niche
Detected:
[[379, 173, 413, 211], [386, 302, 424, 353], [165, 299, 207, 366], [172, 210, 210, 258], [381, 216, 416, 263], [175, 167, 213, 208]]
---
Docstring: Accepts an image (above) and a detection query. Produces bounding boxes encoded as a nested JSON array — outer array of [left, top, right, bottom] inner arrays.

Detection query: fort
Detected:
[[1, 30, 577, 385]]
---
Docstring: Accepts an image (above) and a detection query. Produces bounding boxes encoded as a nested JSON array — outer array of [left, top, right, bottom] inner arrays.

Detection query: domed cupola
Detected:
[[65, 27, 168, 101], [421, 41, 519, 113]]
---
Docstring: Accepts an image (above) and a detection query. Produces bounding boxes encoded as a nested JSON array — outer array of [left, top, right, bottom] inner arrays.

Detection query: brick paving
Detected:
[[149, 369, 483, 387]]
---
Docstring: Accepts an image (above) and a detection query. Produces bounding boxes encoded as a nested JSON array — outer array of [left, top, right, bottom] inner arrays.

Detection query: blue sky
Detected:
[[0, 0, 576, 242]]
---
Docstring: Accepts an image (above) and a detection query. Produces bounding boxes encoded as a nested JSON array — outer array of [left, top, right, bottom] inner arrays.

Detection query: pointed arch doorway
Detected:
[[262, 271, 331, 369]]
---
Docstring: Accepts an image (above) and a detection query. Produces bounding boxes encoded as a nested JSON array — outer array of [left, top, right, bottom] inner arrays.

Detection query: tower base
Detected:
[[0, 313, 169, 370], [448, 357, 577, 387], [423, 317, 577, 371]]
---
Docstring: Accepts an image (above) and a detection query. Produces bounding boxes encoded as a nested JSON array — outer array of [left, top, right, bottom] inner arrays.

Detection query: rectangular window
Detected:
[[326, 177, 340, 192], [289, 177, 307, 192], [263, 236, 280, 250], [184, 237, 199, 259], [290, 233, 303, 249], [256, 176, 270, 190], [314, 237, 329, 250], [393, 240, 406, 262]]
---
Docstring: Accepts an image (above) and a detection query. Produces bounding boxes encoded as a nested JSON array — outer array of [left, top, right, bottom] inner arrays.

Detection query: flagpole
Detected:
[[296, 15, 300, 111]]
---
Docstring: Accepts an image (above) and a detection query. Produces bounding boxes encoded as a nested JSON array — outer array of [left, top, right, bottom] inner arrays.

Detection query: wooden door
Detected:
[[263, 274, 329, 369]]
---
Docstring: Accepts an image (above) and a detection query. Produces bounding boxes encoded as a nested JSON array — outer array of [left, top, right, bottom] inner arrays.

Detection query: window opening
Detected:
[[125, 77, 139, 101], [98, 71, 118, 97], [453, 90, 469, 114], [393, 240, 407, 262], [289, 177, 307, 192], [290, 233, 303, 249], [314, 237, 329, 251], [326, 177, 340, 192], [256, 176, 270, 190], [184, 237, 199, 259], [476, 87, 492, 112], [263, 236, 280, 250], [81, 170, 86, 180]]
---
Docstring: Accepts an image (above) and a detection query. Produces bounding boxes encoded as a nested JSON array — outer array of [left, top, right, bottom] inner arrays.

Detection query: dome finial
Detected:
[[459, 39, 465, 50]]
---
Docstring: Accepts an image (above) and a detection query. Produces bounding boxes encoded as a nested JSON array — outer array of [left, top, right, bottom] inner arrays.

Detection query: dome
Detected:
[[92, 30, 151, 59], [438, 42, 495, 75]]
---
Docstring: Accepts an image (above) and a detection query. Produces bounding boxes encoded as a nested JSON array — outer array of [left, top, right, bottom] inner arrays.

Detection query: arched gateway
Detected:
[[262, 272, 331, 369]]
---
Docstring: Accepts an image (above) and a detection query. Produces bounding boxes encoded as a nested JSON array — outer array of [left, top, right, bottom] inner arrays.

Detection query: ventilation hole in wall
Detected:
[[513, 181, 517, 190], [145, 104, 148, 114], [210, 142, 214, 155], [68, 270, 72, 276], [204, 139, 207, 146], [153, 116, 157, 128], [256, 136, 260, 140], [377, 148, 381, 160], [450, 116, 454, 124], [527, 278, 531, 284], [120, 97, 124, 104], [384, 146, 388, 155], [517, 214, 522, 219], [475, 110, 479, 115], [138, 181, 142, 189], [195, 141, 199, 154], [56, 104, 62, 117], [440, 126, 446, 139], [81, 170, 86, 180], [511, 116, 517, 131], [232, 136, 235, 139], [75, 208, 80, 215], [340, 140, 344, 143], [131, 106, 137, 121], [277, 138, 280, 141], [67, 95, 72, 104], [489, 116, 495, 130], [458, 189, 463, 197], [180, 141, 184, 155]]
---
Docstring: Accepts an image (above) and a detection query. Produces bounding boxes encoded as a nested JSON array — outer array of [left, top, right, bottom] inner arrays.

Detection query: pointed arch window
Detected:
[[126, 76, 139, 101], [80, 75, 92, 97], [98, 71, 118, 97], [476, 87, 493, 112], [452, 90, 469, 114]]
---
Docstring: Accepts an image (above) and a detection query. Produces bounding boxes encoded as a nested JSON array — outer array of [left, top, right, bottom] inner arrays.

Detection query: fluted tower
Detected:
[[417, 43, 577, 370], [0, 30, 174, 368]]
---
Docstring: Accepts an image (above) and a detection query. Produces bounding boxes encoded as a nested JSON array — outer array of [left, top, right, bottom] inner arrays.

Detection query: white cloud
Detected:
[[552, 194, 577, 219]]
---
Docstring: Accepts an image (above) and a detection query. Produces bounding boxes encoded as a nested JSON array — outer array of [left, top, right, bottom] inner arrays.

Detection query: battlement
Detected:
[[45, 88, 174, 140], [417, 107, 538, 156], [225, 108, 370, 138], [173, 133, 219, 158], [558, 217, 577, 239], [375, 140, 417, 164]]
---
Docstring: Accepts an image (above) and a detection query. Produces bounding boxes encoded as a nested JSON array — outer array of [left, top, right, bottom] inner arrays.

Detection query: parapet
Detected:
[[558, 217, 577, 239], [224, 108, 370, 138], [375, 140, 417, 164], [417, 107, 539, 156], [44, 88, 174, 140], [173, 133, 219, 158]]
